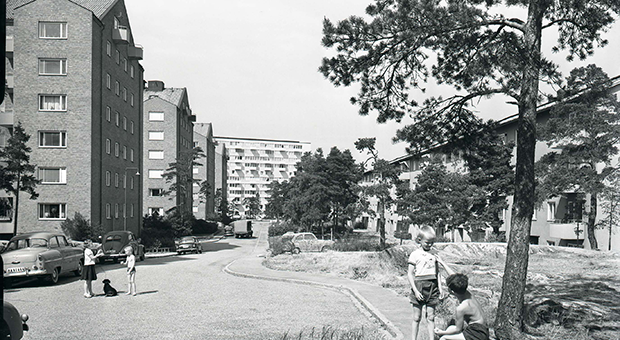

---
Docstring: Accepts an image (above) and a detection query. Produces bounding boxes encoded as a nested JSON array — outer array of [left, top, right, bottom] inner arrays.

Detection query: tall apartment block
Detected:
[[143, 80, 195, 217], [214, 136, 311, 217], [1, 0, 144, 239], [193, 123, 215, 219], [214, 142, 228, 212]]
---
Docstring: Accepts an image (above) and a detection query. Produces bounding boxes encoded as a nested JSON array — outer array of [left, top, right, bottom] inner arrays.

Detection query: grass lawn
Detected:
[[264, 241, 620, 340]]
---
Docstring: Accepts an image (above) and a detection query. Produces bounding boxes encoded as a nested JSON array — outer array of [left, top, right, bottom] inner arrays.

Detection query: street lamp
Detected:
[[124, 167, 140, 231]]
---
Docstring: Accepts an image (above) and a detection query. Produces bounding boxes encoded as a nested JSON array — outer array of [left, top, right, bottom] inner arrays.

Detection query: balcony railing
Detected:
[[112, 26, 129, 44], [127, 44, 143, 60], [5, 36, 14, 55], [549, 221, 585, 239]]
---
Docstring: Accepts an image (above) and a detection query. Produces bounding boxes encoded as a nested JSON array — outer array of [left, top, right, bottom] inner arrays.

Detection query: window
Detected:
[[148, 131, 164, 140], [106, 171, 111, 186], [123, 145, 127, 160], [130, 65, 135, 78], [149, 188, 164, 196], [123, 116, 127, 130], [148, 150, 164, 159], [106, 106, 111, 122], [106, 74, 111, 89], [131, 204, 134, 218], [106, 203, 111, 219], [148, 170, 164, 179], [193, 206, 199, 213], [115, 173, 119, 187], [149, 111, 164, 121], [547, 202, 556, 221], [39, 203, 66, 220], [130, 176, 134, 189], [130, 93, 134, 107], [107, 41, 111, 56], [115, 112, 120, 126], [39, 59, 66, 75], [123, 58, 127, 72], [39, 167, 66, 184], [115, 81, 120, 96], [39, 22, 67, 39], [39, 95, 67, 111], [123, 174, 126, 189], [130, 149, 134, 162], [130, 121, 134, 134], [39, 131, 67, 147], [193, 167, 199, 174], [105, 139, 111, 154], [0, 198, 13, 221], [115, 142, 119, 157], [148, 207, 164, 216], [49, 236, 59, 248], [116, 50, 120, 64], [123, 88, 127, 101], [115, 203, 119, 218]]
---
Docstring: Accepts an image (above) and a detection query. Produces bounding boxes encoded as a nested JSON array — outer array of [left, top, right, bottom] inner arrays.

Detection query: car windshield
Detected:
[[5, 238, 48, 251]]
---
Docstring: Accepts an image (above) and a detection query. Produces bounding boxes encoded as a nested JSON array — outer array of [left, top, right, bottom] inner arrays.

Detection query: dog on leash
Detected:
[[102, 279, 118, 297]]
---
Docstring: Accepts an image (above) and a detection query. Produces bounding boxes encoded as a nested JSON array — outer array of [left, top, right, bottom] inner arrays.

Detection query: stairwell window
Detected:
[[39, 22, 67, 39], [39, 95, 66, 111], [39, 167, 66, 184], [39, 59, 67, 75]]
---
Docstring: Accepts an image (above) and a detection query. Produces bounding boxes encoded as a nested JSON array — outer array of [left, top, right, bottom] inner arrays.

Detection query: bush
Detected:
[[141, 214, 175, 249], [192, 219, 218, 235], [269, 221, 300, 237], [332, 234, 384, 252], [484, 231, 506, 243], [61, 212, 104, 241], [268, 236, 294, 255]]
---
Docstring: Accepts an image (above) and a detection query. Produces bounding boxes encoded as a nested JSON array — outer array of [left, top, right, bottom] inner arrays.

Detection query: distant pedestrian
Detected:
[[408, 226, 453, 340], [82, 239, 102, 298], [122, 245, 137, 296], [434, 273, 489, 340]]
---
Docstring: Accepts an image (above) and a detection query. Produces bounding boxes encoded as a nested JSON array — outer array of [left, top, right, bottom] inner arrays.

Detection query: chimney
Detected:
[[147, 80, 165, 91]]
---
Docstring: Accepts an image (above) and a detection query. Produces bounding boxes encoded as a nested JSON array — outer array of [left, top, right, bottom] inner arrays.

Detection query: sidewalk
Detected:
[[224, 232, 414, 340]]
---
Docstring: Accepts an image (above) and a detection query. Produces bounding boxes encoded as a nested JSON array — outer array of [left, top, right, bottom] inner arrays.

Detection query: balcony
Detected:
[[5, 36, 13, 56], [127, 45, 143, 60], [0, 112, 14, 125], [5, 75, 14, 93], [189, 115, 196, 122], [112, 26, 129, 44], [549, 220, 585, 239]]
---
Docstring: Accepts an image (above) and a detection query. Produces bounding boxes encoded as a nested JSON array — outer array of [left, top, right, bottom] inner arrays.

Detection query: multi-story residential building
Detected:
[[1, 0, 144, 239], [214, 136, 311, 218], [143, 80, 195, 217], [214, 141, 228, 211], [193, 123, 215, 219], [370, 76, 620, 250]]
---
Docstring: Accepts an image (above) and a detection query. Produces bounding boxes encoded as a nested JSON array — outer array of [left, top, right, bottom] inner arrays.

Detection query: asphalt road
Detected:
[[4, 222, 380, 339]]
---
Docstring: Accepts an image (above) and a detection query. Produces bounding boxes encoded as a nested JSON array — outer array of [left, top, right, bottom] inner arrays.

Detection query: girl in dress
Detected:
[[82, 239, 102, 298]]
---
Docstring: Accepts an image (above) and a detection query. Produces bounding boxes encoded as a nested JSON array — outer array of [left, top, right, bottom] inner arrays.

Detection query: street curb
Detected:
[[223, 258, 404, 340]]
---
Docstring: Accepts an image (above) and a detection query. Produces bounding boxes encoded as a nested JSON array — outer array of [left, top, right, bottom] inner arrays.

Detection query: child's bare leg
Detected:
[[427, 305, 436, 340], [411, 305, 422, 340], [84, 280, 89, 296], [130, 272, 136, 295], [439, 332, 465, 340]]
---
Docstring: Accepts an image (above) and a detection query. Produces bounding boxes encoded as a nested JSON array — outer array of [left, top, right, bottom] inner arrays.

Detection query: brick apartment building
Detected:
[[193, 122, 215, 219], [143, 80, 195, 217], [1, 0, 144, 239], [214, 136, 311, 218]]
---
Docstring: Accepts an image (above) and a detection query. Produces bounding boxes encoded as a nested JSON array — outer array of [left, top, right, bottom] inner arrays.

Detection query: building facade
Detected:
[[214, 141, 228, 213], [143, 80, 195, 217], [193, 123, 215, 219], [1, 0, 144, 238], [214, 136, 311, 218]]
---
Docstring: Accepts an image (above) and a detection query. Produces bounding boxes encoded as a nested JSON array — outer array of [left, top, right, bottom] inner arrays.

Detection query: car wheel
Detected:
[[113, 258, 119, 264], [48, 267, 60, 284], [74, 260, 84, 277], [3, 278, 13, 289], [292, 247, 301, 254], [321, 246, 331, 252]]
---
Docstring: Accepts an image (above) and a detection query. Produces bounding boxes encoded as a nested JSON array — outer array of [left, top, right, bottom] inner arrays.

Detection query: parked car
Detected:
[[282, 232, 334, 254], [0, 240, 9, 253], [224, 224, 234, 237], [2, 232, 84, 287], [176, 236, 202, 255], [233, 219, 253, 238], [2, 301, 29, 339], [99, 231, 145, 263]]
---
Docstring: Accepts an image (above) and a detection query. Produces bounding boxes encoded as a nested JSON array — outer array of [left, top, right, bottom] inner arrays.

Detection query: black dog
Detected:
[[102, 279, 118, 297]]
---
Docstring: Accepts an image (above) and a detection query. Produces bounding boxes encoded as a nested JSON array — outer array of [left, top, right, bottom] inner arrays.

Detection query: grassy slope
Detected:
[[264, 242, 620, 340]]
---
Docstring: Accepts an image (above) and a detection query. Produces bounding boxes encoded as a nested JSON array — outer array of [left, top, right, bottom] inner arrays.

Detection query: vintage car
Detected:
[[99, 231, 145, 263], [2, 301, 29, 339], [2, 232, 84, 287], [282, 232, 334, 254], [176, 236, 202, 255]]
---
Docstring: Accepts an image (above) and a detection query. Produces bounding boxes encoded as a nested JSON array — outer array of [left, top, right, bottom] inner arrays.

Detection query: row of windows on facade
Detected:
[[232, 150, 301, 156], [226, 141, 304, 149], [104, 203, 135, 220], [0, 200, 133, 221], [106, 74, 135, 106], [229, 183, 269, 189], [37, 94, 134, 114], [229, 190, 265, 196], [228, 176, 289, 181], [106, 107, 135, 133], [231, 163, 292, 169], [106, 41, 136, 78], [232, 154, 300, 161], [147, 130, 192, 149], [105, 139, 135, 162], [104, 171, 136, 189], [147, 112, 193, 133]]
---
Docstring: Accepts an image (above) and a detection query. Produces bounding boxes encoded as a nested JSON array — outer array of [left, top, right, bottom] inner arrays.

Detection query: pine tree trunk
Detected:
[[494, 2, 545, 338], [588, 193, 599, 249], [12, 174, 21, 236]]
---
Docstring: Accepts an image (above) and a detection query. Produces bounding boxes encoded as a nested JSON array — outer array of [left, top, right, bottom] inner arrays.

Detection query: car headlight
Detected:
[[37, 254, 43, 261]]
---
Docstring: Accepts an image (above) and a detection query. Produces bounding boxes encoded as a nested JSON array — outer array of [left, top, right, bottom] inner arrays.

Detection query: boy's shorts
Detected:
[[463, 322, 489, 340], [409, 279, 439, 306]]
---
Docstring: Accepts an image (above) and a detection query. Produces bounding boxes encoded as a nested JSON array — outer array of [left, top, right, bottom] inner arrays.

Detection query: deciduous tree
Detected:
[[320, 2, 620, 337]]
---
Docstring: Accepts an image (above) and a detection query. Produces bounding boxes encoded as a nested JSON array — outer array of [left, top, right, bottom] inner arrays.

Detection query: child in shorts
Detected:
[[408, 226, 453, 340], [122, 245, 137, 296], [434, 273, 489, 340]]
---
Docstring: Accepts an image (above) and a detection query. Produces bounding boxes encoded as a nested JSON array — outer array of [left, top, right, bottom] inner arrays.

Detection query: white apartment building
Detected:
[[214, 136, 311, 217]]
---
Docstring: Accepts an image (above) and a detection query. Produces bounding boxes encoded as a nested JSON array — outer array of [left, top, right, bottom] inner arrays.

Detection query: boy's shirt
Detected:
[[408, 248, 439, 280]]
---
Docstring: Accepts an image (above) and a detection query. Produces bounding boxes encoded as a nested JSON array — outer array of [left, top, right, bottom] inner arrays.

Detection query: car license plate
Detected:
[[7, 267, 26, 273]]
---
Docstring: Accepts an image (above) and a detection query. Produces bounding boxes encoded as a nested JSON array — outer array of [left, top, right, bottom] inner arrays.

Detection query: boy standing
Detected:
[[122, 246, 137, 296], [408, 226, 453, 340], [434, 273, 489, 340]]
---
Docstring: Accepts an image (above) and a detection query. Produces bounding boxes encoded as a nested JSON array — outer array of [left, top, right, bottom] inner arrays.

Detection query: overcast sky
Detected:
[[125, 0, 620, 162]]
